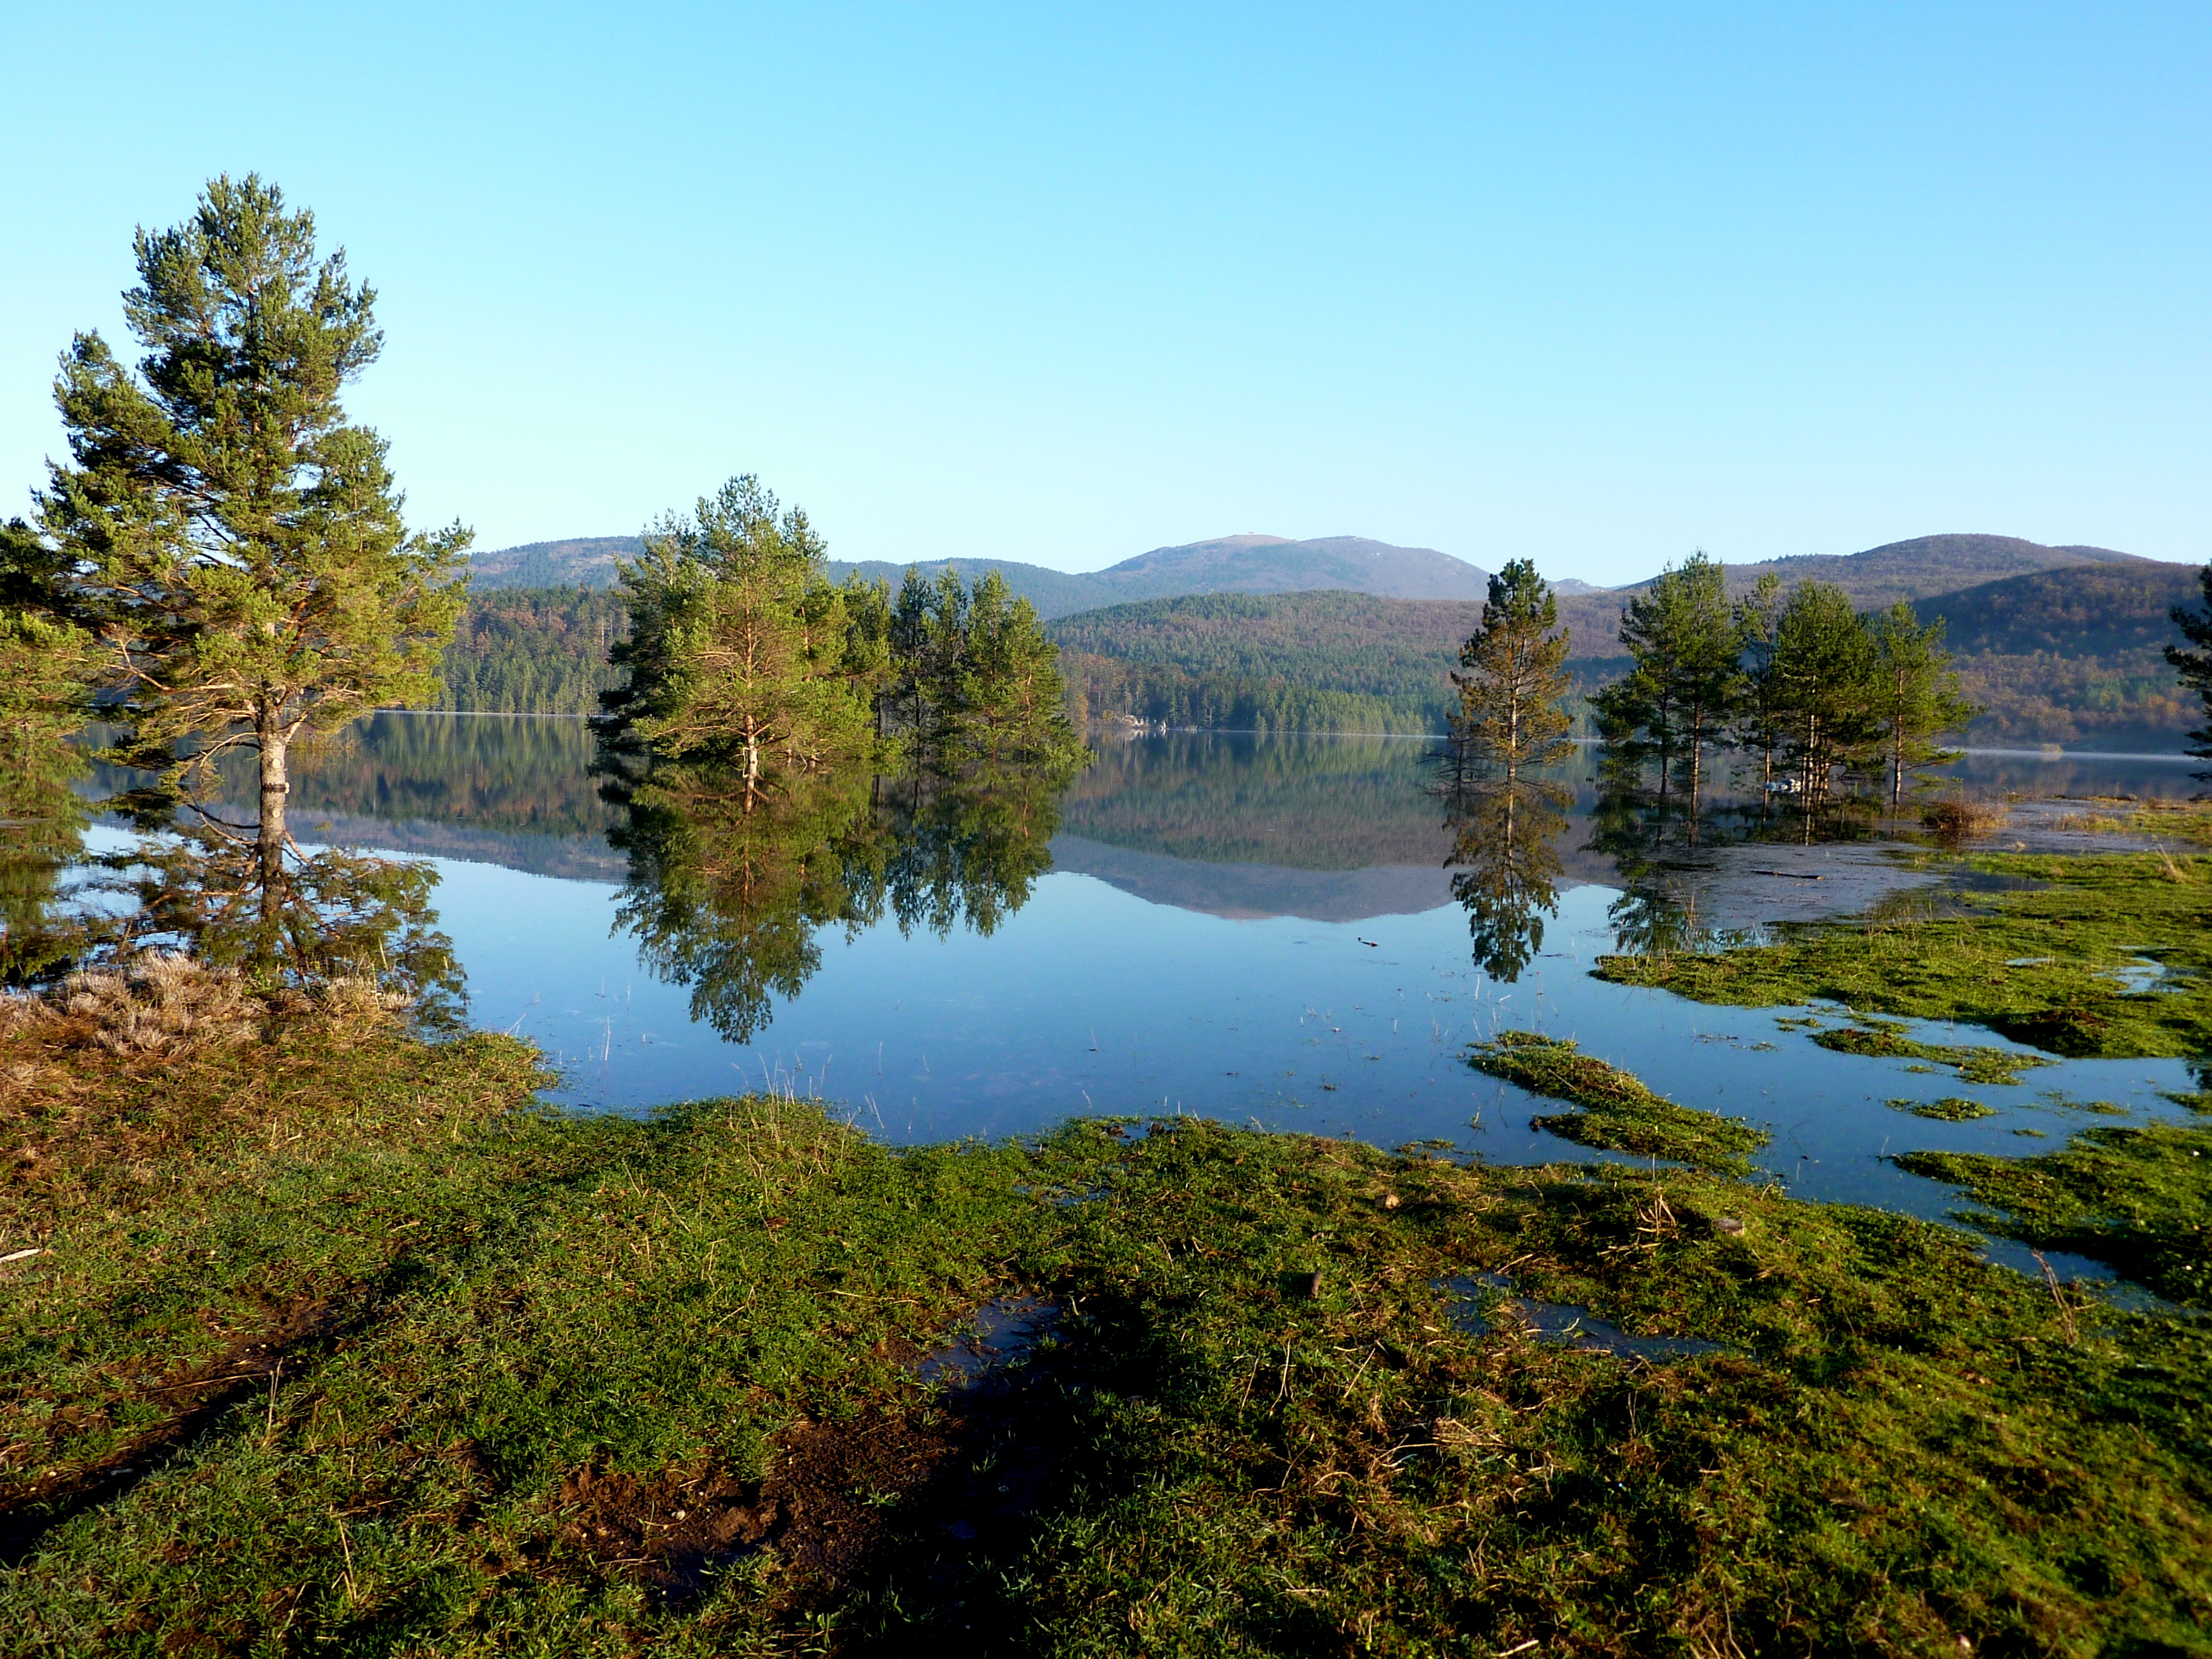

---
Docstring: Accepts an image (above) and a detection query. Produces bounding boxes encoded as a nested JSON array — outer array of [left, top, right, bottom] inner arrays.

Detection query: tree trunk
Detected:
[[257, 725, 289, 920]]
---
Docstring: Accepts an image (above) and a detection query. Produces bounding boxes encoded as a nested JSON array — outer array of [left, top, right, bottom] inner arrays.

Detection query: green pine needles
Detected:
[[1442, 558, 1574, 790], [1594, 554, 1979, 811], [13, 176, 470, 906], [602, 477, 1088, 793]]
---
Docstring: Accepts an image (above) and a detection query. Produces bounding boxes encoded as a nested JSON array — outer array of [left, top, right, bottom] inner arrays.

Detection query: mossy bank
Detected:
[[5, 987, 2211, 1656]]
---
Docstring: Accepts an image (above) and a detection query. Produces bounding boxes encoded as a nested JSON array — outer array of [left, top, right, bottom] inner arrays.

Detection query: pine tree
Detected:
[[1447, 559, 1573, 788], [1591, 552, 1734, 803], [24, 176, 468, 910], [602, 476, 871, 792], [1730, 572, 1786, 797], [2169, 561, 2212, 777], [1865, 603, 1977, 812], [947, 569, 1087, 771], [1770, 582, 1875, 806]]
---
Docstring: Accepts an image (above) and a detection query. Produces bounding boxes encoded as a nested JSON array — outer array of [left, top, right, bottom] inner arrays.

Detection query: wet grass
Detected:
[[1466, 1031, 1769, 1176], [1597, 850, 2212, 1060], [1, 1061, 2206, 1656], [1888, 1096, 1999, 1122], [8, 926, 2212, 1651], [1895, 1080, 2212, 1309], [1812, 1019, 2055, 1085]]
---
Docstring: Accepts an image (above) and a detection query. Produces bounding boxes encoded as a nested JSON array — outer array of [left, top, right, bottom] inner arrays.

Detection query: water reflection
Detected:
[[1441, 781, 1568, 982], [603, 760, 1065, 1043], [60, 826, 466, 1031]]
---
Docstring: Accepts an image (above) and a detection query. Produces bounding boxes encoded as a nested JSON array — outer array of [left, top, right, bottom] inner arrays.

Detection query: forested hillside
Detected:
[[439, 588, 626, 714], [1048, 592, 1476, 734], [1912, 563, 2205, 748], [435, 556, 2210, 750]]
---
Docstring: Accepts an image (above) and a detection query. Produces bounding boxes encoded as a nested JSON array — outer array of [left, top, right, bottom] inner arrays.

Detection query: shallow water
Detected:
[[81, 717, 2205, 1257]]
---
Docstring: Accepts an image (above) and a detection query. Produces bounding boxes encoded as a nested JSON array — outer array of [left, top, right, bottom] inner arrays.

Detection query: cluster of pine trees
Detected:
[[596, 477, 1087, 794], [1591, 553, 1977, 811]]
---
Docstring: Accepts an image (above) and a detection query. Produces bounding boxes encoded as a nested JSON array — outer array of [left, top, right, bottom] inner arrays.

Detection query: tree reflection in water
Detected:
[[1441, 780, 1568, 983], [603, 760, 1070, 1044], [42, 825, 464, 1031]]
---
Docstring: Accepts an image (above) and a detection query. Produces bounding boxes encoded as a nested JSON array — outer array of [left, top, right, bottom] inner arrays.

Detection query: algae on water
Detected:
[[1467, 1031, 1768, 1176]]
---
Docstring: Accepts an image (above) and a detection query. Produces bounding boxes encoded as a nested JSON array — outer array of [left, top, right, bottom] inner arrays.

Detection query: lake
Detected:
[[98, 714, 2206, 1245]]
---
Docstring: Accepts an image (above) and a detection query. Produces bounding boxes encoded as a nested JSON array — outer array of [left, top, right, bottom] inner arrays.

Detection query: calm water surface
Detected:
[[139, 716, 2205, 1249]]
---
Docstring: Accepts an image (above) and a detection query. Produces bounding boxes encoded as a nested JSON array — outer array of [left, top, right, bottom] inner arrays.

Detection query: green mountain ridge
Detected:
[[465, 531, 1490, 617], [444, 532, 2205, 749]]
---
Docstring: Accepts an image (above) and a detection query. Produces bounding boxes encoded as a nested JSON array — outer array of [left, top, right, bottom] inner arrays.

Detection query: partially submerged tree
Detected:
[[24, 176, 468, 908], [1769, 581, 1876, 808], [945, 570, 1088, 771], [1729, 572, 1786, 797], [1865, 603, 1977, 813], [600, 475, 873, 791], [1444, 559, 1573, 790], [2170, 561, 2212, 777]]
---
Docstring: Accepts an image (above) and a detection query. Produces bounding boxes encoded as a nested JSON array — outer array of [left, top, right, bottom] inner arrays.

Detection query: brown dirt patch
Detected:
[[558, 1297, 1075, 1610]]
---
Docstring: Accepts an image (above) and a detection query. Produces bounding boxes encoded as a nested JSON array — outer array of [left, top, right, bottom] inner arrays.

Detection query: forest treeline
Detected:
[[440, 588, 627, 715], [434, 552, 2210, 750]]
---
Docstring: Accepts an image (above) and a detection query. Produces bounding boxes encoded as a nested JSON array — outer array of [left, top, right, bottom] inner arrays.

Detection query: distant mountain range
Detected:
[[443, 526, 2205, 748], [465, 528, 2158, 621], [466, 531, 1491, 618]]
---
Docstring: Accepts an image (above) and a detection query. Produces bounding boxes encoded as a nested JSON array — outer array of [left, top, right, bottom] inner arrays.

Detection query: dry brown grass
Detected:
[[1922, 797, 2009, 842], [0, 953, 411, 1061]]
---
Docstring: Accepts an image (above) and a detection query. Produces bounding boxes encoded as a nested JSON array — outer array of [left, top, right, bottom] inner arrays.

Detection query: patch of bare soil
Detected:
[[557, 1296, 1074, 1617]]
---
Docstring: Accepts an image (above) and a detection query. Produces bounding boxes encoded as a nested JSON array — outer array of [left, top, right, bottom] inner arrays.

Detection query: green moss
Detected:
[[1896, 1118, 2212, 1308], [1888, 1096, 1998, 1122], [6, 1028, 2212, 1654], [1598, 851, 2212, 1059], [1814, 1021, 2054, 1084], [1467, 1031, 1769, 1176]]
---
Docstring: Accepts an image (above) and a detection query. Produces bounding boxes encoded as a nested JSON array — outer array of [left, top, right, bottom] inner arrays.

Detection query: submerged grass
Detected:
[[4, 1025, 2208, 1654], [1597, 850, 2212, 1059], [1812, 1019, 2055, 1085], [1466, 1031, 1769, 1176], [1895, 1081, 2212, 1309], [1888, 1096, 1999, 1122]]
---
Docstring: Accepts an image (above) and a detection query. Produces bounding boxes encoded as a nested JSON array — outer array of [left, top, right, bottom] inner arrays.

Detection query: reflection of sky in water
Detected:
[[415, 853, 2196, 1243], [76, 729, 2205, 1287]]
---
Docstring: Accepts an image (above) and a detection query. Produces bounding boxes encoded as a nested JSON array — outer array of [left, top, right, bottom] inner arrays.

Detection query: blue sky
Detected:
[[2, 2, 2204, 583]]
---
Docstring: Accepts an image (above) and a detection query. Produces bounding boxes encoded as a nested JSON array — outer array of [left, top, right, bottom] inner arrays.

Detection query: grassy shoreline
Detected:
[[5, 845, 2212, 1653], [4, 1030, 2210, 1652]]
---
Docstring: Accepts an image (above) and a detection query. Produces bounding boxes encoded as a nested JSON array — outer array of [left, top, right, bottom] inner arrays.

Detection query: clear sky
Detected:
[[2, 2, 2204, 583]]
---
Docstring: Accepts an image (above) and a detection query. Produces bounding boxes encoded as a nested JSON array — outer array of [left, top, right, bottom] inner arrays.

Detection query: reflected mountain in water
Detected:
[[96, 714, 2207, 936]]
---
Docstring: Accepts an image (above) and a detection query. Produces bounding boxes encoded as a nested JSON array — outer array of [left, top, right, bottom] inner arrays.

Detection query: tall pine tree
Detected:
[[1592, 552, 1735, 804], [1865, 603, 1977, 812], [601, 475, 872, 792], [25, 176, 468, 908], [1447, 559, 1573, 788]]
